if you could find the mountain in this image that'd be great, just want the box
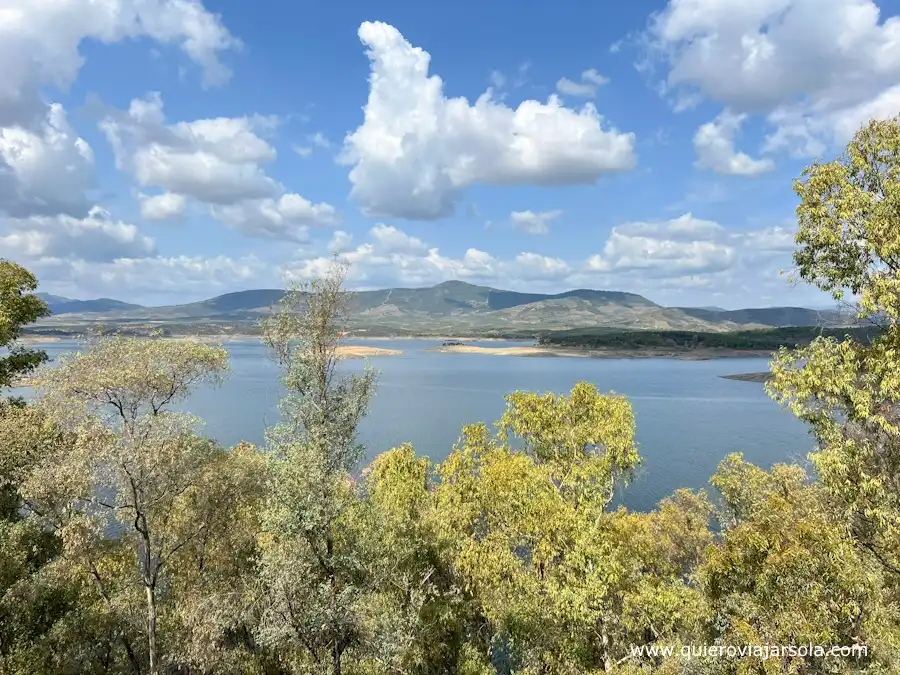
[36,293,145,316]
[32,281,854,335]
[673,306,852,328]
[40,281,661,322]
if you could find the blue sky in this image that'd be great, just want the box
[2,0,899,308]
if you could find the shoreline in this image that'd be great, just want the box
[17,335,779,360]
[428,344,775,360]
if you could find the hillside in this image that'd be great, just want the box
[30,281,852,336]
[673,305,850,327]
[36,293,145,315]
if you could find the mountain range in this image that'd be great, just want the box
[33,282,852,335]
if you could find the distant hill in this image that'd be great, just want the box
[36,293,145,316]
[33,281,854,335]
[673,306,852,328]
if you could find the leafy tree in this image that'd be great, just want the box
[768,116,900,589]
[0,259,50,394]
[433,385,710,674]
[699,454,893,674]
[256,259,376,674]
[19,334,232,673]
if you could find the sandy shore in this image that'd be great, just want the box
[335,345,402,359]
[429,344,775,360]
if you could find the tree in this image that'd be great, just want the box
[0,259,50,394]
[768,116,900,587]
[256,259,377,674]
[21,334,231,673]
[432,384,710,674]
[699,454,892,674]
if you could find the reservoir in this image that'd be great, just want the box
[19,338,814,512]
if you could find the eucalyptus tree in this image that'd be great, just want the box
[256,259,376,674]
[768,116,900,589]
[432,384,712,673]
[20,334,231,673]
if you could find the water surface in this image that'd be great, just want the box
[20,339,814,511]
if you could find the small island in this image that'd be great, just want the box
[336,345,402,359]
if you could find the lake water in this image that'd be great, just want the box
[17,339,815,512]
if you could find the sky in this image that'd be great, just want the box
[2,0,899,309]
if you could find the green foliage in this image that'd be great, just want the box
[0,259,50,393]
[702,454,893,673]
[769,117,900,596]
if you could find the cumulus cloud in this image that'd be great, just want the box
[0,0,239,221]
[327,230,354,253]
[0,104,95,219]
[510,210,562,235]
[210,194,338,242]
[100,93,338,239]
[693,110,775,175]
[139,192,188,220]
[1,206,155,263]
[556,69,610,97]
[588,214,736,277]
[341,21,636,220]
[282,224,572,289]
[292,132,331,158]
[645,0,900,155]
[30,254,266,304]
[581,213,803,304]
[280,216,794,302]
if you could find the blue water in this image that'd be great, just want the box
[16,339,815,512]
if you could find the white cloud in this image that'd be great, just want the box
[646,0,900,154]
[139,192,187,220]
[0,0,238,124]
[291,133,331,159]
[32,254,266,303]
[1,206,155,262]
[282,224,572,290]
[0,104,95,218]
[327,230,354,253]
[101,93,279,204]
[590,214,736,277]
[693,110,775,175]
[0,0,239,221]
[341,21,636,220]
[309,132,330,148]
[283,217,792,301]
[510,209,562,235]
[584,213,798,287]
[556,68,610,97]
[369,224,427,254]
[101,93,338,240]
[210,193,338,242]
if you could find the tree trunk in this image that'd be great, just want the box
[146,584,158,674]
[332,641,342,675]
[600,619,612,674]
